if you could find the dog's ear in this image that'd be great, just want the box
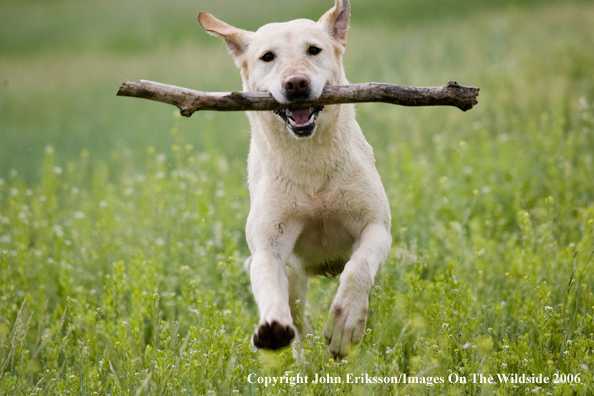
[318,0,350,47]
[198,13,253,57]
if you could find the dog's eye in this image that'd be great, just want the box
[308,46,321,55]
[260,52,275,62]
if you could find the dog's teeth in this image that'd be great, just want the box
[308,114,315,123]
[288,118,296,126]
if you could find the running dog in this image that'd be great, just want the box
[198,0,391,359]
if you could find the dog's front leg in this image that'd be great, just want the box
[248,220,303,350]
[323,223,391,359]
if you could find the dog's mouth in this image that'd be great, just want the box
[273,106,324,138]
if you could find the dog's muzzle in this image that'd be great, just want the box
[274,106,324,138]
[272,75,324,138]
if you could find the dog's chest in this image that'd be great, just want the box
[301,190,343,243]
[290,188,358,275]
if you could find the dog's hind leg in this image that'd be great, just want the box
[284,262,312,341]
[243,255,252,272]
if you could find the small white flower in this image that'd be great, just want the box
[53,225,64,238]
[53,166,63,175]
[154,237,165,246]
[219,158,229,172]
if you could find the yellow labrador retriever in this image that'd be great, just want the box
[198,0,391,359]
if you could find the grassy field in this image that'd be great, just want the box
[1,0,594,394]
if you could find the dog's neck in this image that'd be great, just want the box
[246,104,374,192]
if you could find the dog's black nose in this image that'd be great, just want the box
[283,75,310,99]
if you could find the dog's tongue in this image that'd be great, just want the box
[287,108,311,125]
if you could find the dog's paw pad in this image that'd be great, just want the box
[252,321,295,350]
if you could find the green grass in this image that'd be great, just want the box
[1,0,594,394]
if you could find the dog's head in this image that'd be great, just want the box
[198,0,350,139]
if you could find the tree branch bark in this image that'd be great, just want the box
[116,79,479,117]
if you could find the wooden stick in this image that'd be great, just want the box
[116,79,479,117]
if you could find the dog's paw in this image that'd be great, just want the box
[252,321,295,350]
[323,302,368,359]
